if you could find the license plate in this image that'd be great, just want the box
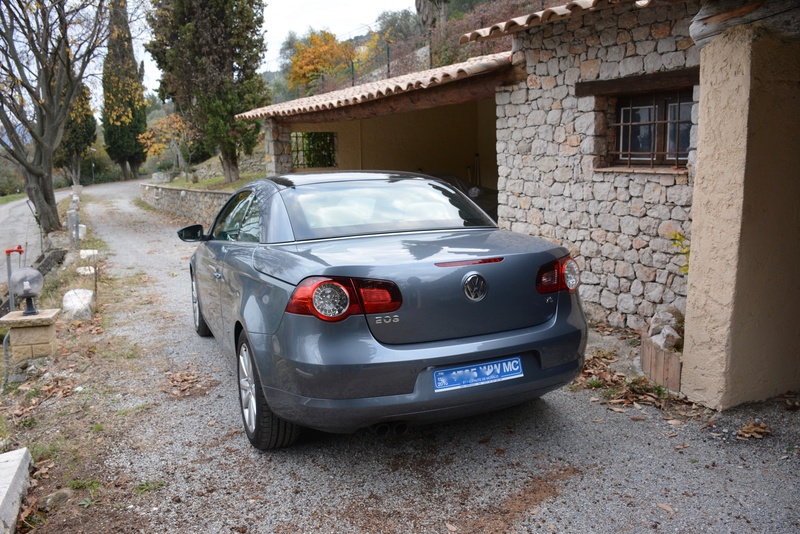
[434,356,523,392]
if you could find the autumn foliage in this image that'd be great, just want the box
[288,30,355,93]
[138,114,201,173]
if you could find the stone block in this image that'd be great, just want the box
[9,323,55,346]
[30,340,57,358]
[77,266,95,276]
[62,289,96,320]
[11,344,33,362]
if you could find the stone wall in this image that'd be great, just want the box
[265,119,293,176]
[497,0,699,330]
[140,184,231,229]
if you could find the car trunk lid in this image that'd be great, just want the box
[291,229,569,345]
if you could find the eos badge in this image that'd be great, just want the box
[375,315,400,324]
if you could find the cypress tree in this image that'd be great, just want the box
[102,0,147,180]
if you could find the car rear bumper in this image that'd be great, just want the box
[264,358,581,433]
[250,294,587,433]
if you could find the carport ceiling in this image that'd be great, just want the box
[237,52,524,124]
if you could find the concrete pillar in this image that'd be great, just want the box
[0,310,61,376]
[682,26,800,409]
[264,119,293,176]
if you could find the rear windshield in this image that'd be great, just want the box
[279,179,496,241]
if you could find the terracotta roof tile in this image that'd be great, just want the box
[459,0,654,44]
[237,52,512,120]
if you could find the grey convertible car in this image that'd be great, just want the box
[178,171,587,450]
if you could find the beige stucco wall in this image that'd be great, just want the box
[682,26,800,408]
[292,99,498,188]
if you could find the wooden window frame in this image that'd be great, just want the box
[575,67,699,169]
[611,89,693,167]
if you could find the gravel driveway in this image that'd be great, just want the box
[41,180,798,533]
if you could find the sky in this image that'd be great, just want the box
[139,0,418,92]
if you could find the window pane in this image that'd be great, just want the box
[291,132,337,168]
[620,105,655,159]
[667,102,692,160]
[211,192,251,241]
[238,202,262,243]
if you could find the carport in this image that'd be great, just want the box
[237,52,525,216]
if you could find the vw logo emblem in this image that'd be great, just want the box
[463,273,488,302]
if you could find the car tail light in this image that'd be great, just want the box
[536,255,580,294]
[355,279,403,314]
[286,277,402,321]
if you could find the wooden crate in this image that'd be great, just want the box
[640,334,682,392]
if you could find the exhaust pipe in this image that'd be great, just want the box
[392,422,408,436]
[373,423,390,437]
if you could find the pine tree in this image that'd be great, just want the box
[102,0,147,180]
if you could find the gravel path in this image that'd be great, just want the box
[51,180,799,533]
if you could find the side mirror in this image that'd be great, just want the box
[177,224,206,242]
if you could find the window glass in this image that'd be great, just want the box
[211,191,252,241]
[291,132,337,168]
[619,106,655,160]
[666,102,692,160]
[238,200,262,243]
[280,179,495,241]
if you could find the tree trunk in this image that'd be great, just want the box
[72,153,82,186]
[119,161,131,181]
[23,169,61,234]
[130,160,141,180]
[220,148,239,183]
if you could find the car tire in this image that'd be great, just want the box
[191,272,212,337]
[237,331,300,450]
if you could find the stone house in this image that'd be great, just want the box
[234,0,799,409]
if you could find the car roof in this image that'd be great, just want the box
[251,171,438,192]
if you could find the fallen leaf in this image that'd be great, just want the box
[446,523,457,532]
[207,420,216,426]
[531,508,540,515]
[609,407,627,413]
[495,448,505,455]
[478,438,491,444]
[592,419,605,423]
[666,419,682,426]
[736,421,771,439]
[674,443,689,450]
[633,402,643,410]
[630,416,646,421]
[657,502,674,513]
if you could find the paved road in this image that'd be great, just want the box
[40,179,800,533]
[0,186,100,268]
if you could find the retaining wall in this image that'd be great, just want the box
[139,184,232,229]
